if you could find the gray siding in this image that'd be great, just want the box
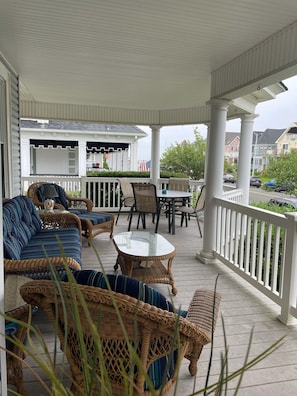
[10,73,21,196]
[0,54,20,197]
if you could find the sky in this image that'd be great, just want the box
[137,75,297,160]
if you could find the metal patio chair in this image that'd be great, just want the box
[115,177,135,225]
[175,185,206,237]
[128,183,161,233]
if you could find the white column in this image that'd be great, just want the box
[78,140,87,176]
[130,140,138,171]
[150,125,161,186]
[122,149,129,171]
[204,122,210,181]
[237,114,258,205]
[21,136,30,177]
[197,99,230,263]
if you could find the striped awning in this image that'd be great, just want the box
[30,139,78,149]
[86,142,129,153]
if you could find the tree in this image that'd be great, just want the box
[160,128,206,180]
[265,150,297,196]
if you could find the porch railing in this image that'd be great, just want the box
[21,176,297,324]
[21,176,203,211]
[214,196,297,325]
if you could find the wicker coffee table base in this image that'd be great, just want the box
[114,253,177,295]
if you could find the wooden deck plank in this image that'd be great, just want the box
[16,213,297,395]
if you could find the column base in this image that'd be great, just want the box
[196,249,218,264]
[277,314,297,327]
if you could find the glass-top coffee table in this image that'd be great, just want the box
[113,231,177,295]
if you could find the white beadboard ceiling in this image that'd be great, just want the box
[1,0,297,113]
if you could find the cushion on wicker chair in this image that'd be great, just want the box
[64,270,186,316]
[63,270,186,389]
[77,212,113,225]
[5,322,19,352]
[3,196,82,267]
[20,228,82,264]
[37,183,89,215]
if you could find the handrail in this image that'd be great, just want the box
[21,176,203,211]
[214,195,297,325]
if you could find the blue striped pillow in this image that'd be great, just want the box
[3,196,42,259]
[5,322,19,351]
[64,270,185,315]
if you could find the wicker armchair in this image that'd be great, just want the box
[27,182,115,244]
[5,304,30,394]
[20,276,221,396]
[27,181,93,212]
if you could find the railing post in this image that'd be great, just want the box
[279,212,297,326]
[81,176,87,198]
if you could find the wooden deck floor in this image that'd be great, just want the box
[19,212,297,395]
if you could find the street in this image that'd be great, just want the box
[249,186,290,203]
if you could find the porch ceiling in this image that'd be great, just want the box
[1,1,297,123]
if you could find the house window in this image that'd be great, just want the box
[68,150,77,174]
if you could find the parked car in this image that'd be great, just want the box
[269,197,297,209]
[223,174,236,183]
[264,179,287,192]
[250,176,262,188]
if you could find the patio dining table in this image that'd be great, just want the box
[157,189,191,235]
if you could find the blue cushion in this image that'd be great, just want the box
[77,213,113,225]
[5,322,19,351]
[21,228,82,265]
[62,270,186,390]
[68,208,88,215]
[65,270,184,314]
[37,184,90,215]
[3,196,42,259]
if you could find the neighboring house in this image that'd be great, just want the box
[224,132,240,164]
[253,128,285,172]
[276,122,297,156]
[224,129,287,173]
[20,120,147,176]
[138,159,151,172]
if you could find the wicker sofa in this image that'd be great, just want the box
[3,196,82,393]
[3,195,82,279]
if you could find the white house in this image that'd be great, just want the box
[20,119,147,176]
